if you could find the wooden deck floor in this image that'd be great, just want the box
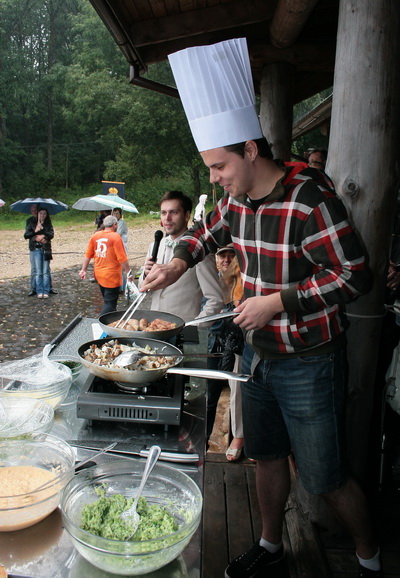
[202,453,400,578]
[202,453,330,578]
[203,386,400,577]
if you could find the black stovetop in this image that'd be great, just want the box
[76,370,185,426]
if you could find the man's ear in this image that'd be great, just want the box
[244,140,258,161]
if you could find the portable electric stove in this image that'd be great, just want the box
[76,371,185,426]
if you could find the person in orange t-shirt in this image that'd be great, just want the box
[79,215,133,315]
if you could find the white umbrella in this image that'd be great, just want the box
[72,194,139,213]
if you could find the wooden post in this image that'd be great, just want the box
[328,0,400,480]
[297,0,400,534]
[259,62,294,161]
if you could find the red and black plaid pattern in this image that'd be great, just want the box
[175,166,372,355]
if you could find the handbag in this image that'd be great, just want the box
[43,246,53,260]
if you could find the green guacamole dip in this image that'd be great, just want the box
[80,485,178,541]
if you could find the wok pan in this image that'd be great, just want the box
[98,309,237,341]
[78,337,252,385]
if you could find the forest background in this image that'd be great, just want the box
[0,0,330,227]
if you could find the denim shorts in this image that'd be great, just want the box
[241,344,348,494]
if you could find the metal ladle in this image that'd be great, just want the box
[121,445,161,537]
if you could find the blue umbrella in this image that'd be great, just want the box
[10,197,68,215]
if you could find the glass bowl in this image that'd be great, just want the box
[0,397,54,440]
[61,461,202,576]
[0,433,76,532]
[50,357,83,384]
[0,361,72,409]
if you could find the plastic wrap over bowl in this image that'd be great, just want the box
[0,397,54,440]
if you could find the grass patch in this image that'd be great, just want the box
[0,210,161,231]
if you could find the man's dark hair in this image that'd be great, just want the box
[160,190,193,214]
[224,138,273,160]
[309,148,328,161]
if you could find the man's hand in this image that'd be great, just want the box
[140,258,188,292]
[79,257,90,280]
[387,262,400,291]
[233,294,284,330]
[142,257,156,278]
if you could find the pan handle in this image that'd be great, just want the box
[185,311,239,327]
[166,367,252,382]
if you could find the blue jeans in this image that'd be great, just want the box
[29,250,37,291]
[241,344,348,494]
[99,285,120,316]
[31,249,50,296]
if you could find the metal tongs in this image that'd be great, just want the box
[115,291,148,329]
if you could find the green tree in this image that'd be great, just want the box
[292,89,332,159]
[103,62,208,206]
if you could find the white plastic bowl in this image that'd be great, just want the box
[61,461,202,576]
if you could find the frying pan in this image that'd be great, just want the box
[98,309,237,341]
[77,337,252,385]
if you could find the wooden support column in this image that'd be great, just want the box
[328,0,400,480]
[298,0,400,534]
[259,62,294,161]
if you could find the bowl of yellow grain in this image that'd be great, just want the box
[0,433,75,532]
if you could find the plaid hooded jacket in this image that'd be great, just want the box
[174,165,373,356]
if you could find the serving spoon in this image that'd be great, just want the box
[121,445,161,537]
[31,442,117,493]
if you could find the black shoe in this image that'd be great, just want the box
[225,542,284,578]
[28,290,36,296]
[49,288,58,294]
[359,562,384,577]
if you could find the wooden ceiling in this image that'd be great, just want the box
[88,0,339,105]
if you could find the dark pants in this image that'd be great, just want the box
[206,337,226,441]
[99,285,120,316]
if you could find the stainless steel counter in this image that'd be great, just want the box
[1,317,207,578]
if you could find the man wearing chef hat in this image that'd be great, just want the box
[141,39,381,578]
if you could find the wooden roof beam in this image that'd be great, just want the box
[129,0,277,47]
[270,0,320,48]
[292,94,332,139]
[89,0,145,70]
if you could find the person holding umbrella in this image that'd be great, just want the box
[24,204,58,296]
[11,197,66,296]
[24,207,54,299]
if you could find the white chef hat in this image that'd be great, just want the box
[168,38,263,152]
